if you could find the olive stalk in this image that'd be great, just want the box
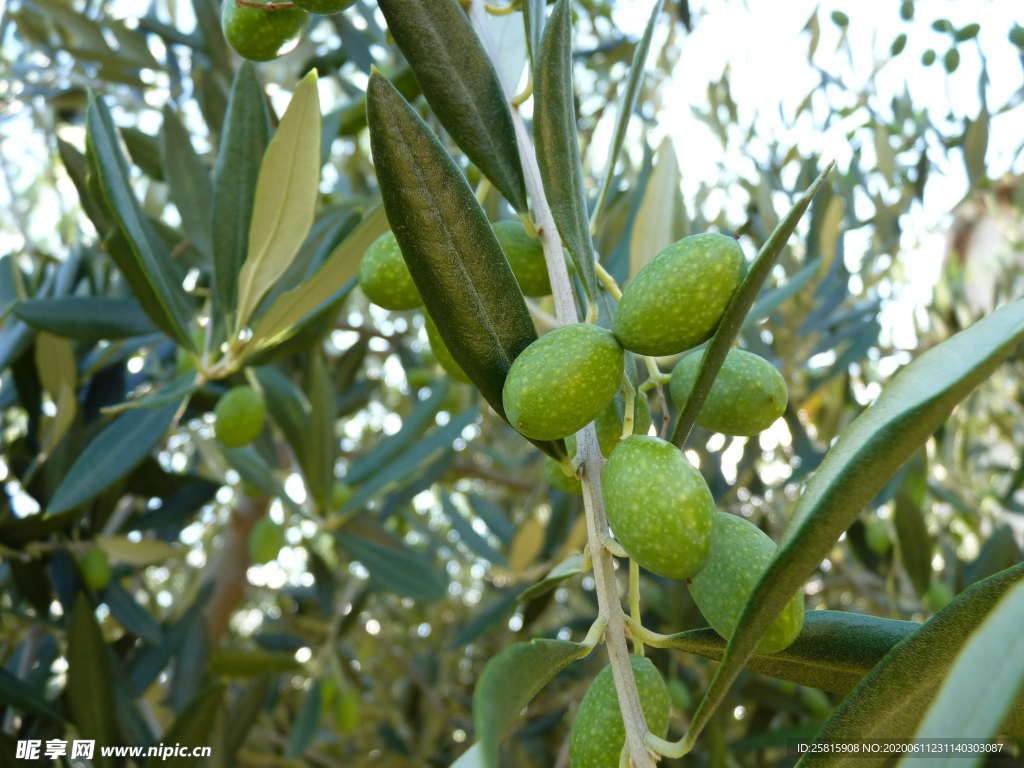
[469,5,657,766]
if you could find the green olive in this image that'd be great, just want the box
[220,0,307,62]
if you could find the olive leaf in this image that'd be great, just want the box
[234,71,321,330]
[797,565,1024,767]
[686,299,1024,750]
[474,638,589,768]
[366,73,563,460]
[534,0,599,298]
[377,0,527,212]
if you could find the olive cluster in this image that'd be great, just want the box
[220,0,358,62]
[362,228,804,674]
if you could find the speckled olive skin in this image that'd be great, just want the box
[594,393,652,457]
[359,232,422,310]
[424,314,470,383]
[502,323,624,441]
[569,657,670,768]
[603,435,715,579]
[221,0,307,62]
[613,233,745,356]
[688,512,804,654]
[214,385,266,448]
[493,220,551,297]
[294,0,356,13]
[669,348,788,436]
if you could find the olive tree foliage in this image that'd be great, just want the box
[0,0,1023,766]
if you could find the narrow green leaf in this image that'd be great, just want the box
[534,0,599,297]
[797,565,1024,767]
[377,0,527,211]
[161,684,225,768]
[441,493,507,565]
[367,74,562,458]
[901,580,1024,768]
[473,638,588,768]
[656,610,918,694]
[120,126,165,181]
[160,105,213,259]
[34,331,76,455]
[893,451,932,596]
[590,0,664,230]
[344,381,448,485]
[627,138,680,277]
[67,594,119,768]
[235,71,322,329]
[286,681,322,757]
[521,0,545,68]
[212,63,271,330]
[339,407,479,515]
[14,296,156,340]
[689,301,1024,751]
[254,365,311,469]
[672,163,833,446]
[251,206,387,351]
[305,352,336,510]
[0,668,65,723]
[102,581,163,645]
[86,97,194,349]
[518,552,585,602]
[47,400,181,517]
[223,677,272,760]
[336,533,448,601]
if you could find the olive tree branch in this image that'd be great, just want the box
[469,5,656,765]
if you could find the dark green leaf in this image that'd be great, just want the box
[67,594,119,768]
[962,525,1021,589]
[797,565,1024,767]
[161,684,224,767]
[224,677,272,760]
[468,493,516,546]
[305,352,336,510]
[655,610,918,694]
[86,98,195,349]
[0,667,65,723]
[473,638,587,768]
[212,63,271,332]
[286,680,322,757]
[894,451,932,597]
[102,580,163,645]
[367,74,561,458]
[534,0,599,297]
[377,0,527,211]
[254,365,311,469]
[518,552,585,603]
[47,400,181,517]
[672,163,833,445]
[336,533,448,601]
[14,296,156,341]
[441,493,507,565]
[120,126,164,181]
[160,106,213,260]
[689,299,1024,751]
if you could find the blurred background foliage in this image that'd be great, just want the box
[0,0,1023,766]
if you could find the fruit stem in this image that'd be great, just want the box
[629,558,644,656]
[471,6,656,766]
[620,374,636,439]
[595,262,623,301]
[484,1,519,15]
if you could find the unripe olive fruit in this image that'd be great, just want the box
[603,435,715,579]
[594,393,652,457]
[424,314,470,383]
[925,581,954,612]
[613,233,745,356]
[293,0,356,13]
[249,517,286,564]
[80,547,111,591]
[865,519,892,556]
[333,482,354,509]
[492,220,550,298]
[502,323,624,441]
[406,366,434,389]
[545,456,581,495]
[358,232,422,311]
[214,385,266,448]
[688,512,804,654]
[669,348,788,436]
[220,0,307,62]
[569,656,670,768]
